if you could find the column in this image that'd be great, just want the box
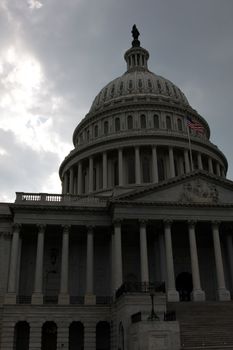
[5,224,21,304]
[159,232,167,285]
[226,233,233,292]
[69,167,74,194]
[197,153,203,170]
[89,156,93,193]
[184,149,190,173]
[216,163,221,176]
[103,152,107,189]
[164,220,179,301]
[152,146,158,183]
[77,161,82,195]
[114,221,123,290]
[32,224,45,304]
[188,221,205,301]
[212,222,230,300]
[208,157,213,173]
[85,226,95,304]
[169,147,175,178]
[135,146,141,184]
[139,221,149,283]
[59,225,70,304]
[118,148,123,186]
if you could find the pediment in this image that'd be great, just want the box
[114,172,233,205]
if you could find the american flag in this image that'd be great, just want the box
[186,117,204,133]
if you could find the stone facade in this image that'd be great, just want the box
[0,30,233,349]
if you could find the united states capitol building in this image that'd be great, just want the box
[0,27,233,350]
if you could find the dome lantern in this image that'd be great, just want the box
[124,25,149,71]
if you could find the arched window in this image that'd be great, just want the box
[115,117,120,132]
[86,129,90,141]
[140,114,146,129]
[177,118,182,131]
[104,121,108,135]
[166,115,172,130]
[94,125,98,138]
[127,115,133,130]
[96,321,111,350]
[69,322,84,350]
[42,322,57,350]
[14,321,30,350]
[154,114,159,129]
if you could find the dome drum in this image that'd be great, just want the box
[60,138,227,196]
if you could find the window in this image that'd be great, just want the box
[104,121,108,135]
[154,114,159,129]
[115,117,120,132]
[94,125,98,138]
[86,129,90,141]
[166,115,172,130]
[158,158,165,181]
[142,155,151,183]
[140,114,146,129]
[177,118,182,131]
[127,115,133,129]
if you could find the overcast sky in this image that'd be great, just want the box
[0,0,233,202]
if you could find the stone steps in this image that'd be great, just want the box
[168,302,233,349]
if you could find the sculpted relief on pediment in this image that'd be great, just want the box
[179,179,219,204]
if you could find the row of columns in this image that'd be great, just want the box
[5,220,232,304]
[113,220,232,302]
[63,146,225,194]
[5,224,97,305]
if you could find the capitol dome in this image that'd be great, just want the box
[89,64,189,114]
[59,29,227,196]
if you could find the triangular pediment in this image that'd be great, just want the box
[113,171,233,205]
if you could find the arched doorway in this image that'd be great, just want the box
[176,272,193,301]
[42,321,57,350]
[96,321,110,350]
[69,321,84,350]
[13,321,30,350]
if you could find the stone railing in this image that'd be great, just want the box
[15,192,107,206]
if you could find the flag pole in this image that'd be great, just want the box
[186,112,194,171]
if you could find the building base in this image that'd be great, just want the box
[167,290,179,302]
[191,289,205,302]
[84,294,96,305]
[129,320,180,350]
[31,292,43,305]
[58,293,70,305]
[4,293,16,304]
[217,288,231,301]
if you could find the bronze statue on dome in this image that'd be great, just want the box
[131,24,140,47]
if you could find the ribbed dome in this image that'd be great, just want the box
[89,69,189,113]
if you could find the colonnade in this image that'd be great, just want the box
[62,145,225,195]
[5,220,233,304]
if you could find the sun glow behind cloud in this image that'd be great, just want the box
[0,45,70,157]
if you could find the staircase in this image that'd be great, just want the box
[168,302,233,350]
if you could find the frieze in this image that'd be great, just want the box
[179,180,219,204]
